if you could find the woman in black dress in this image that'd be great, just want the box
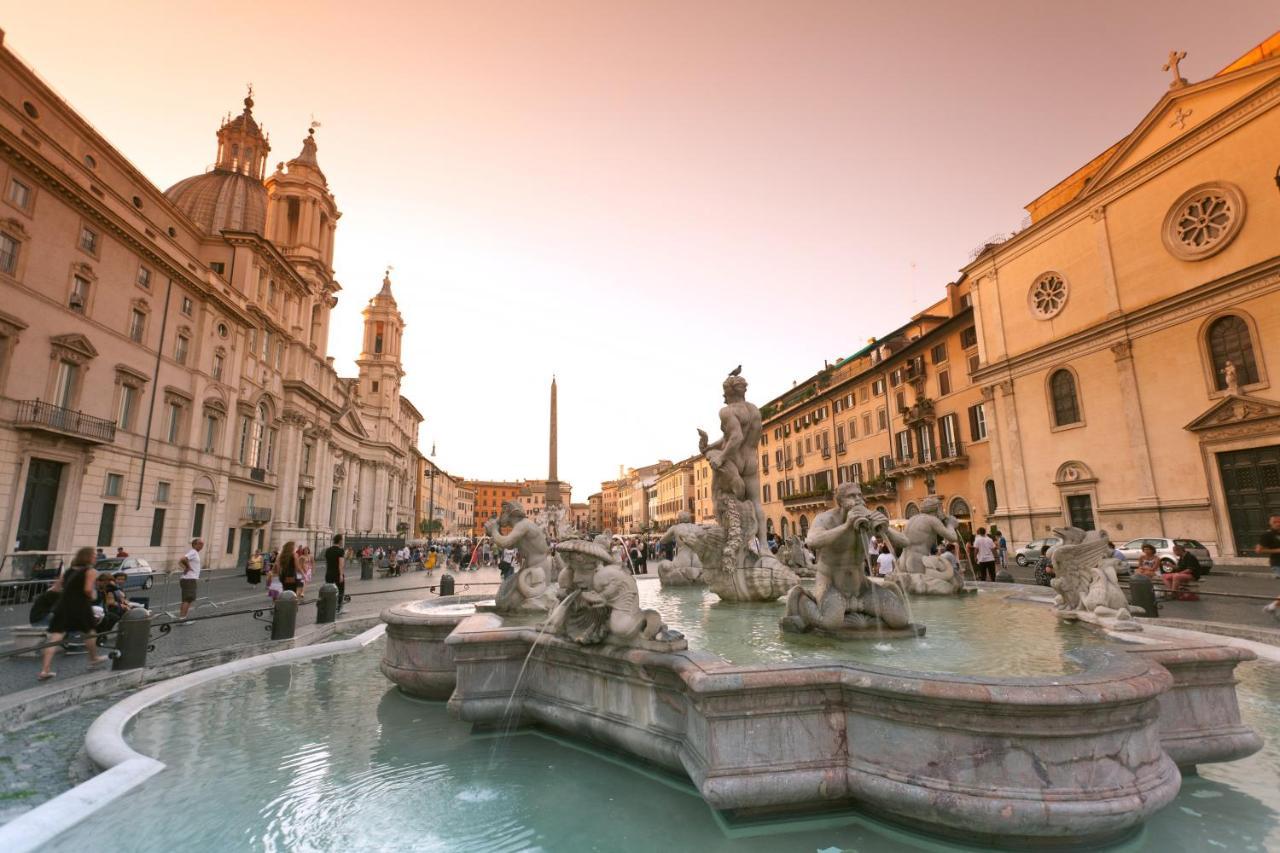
[38,547,107,680]
[277,541,302,600]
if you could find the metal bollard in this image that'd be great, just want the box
[1128,573,1159,618]
[113,607,152,671]
[317,583,338,624]
[361,558,373,581]
[272,590,298,640]
[438,573,455,597]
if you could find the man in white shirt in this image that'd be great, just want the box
[177,538,204,622]
[972,528,997,582]
[876,547,896,577]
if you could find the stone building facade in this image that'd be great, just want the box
[967,33,1280,558]
[758,282,991,542]
[653,457,696,531]
[0,37,421,574]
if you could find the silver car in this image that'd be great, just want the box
[95,556,156,589]
[1117,538,1214,574]
[1014,537,1062,567]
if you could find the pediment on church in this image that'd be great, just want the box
[333,406,370,439]
[1184,393,1280,432]
[49,333,99,362]
[1081,56,1280,198]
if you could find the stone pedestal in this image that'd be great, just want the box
[380,594,493,699]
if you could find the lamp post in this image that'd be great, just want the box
[426,443,437,551]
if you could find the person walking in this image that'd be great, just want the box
[1033,544,1055,586]
[177,538,205,622]
[1256,515,1280,579]
[278,541,303,599]
[38,547,107,680]
[972,528,997,582]
[324,534,346,615]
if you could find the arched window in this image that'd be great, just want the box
[904,502,919,518]
[1049,369,1081,426]
[779,517,790,539]
[766,518,775,536]
[1207,315,1259,390]
[984,480,998,514]
[799,515,809,537]
[950,497,971,519]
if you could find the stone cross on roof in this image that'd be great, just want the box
[1163,49,1188,88]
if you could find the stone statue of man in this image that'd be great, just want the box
[656,510,705,586]
[697,369,766,561]
[488,501,558,612]
[900,497,960,575]
[782,481,910,632]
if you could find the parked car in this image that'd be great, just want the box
[1116,538,1214,574]
[1014,537,1062,567]
[93,556,155,590]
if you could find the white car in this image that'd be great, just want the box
[1116,538,1214,574]
[95,556,156,590]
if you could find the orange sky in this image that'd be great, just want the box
[3,2,1276,495]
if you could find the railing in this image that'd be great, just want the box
[939,439,965,459]
[782,488,832,506]
[242,506,273,523]
[15,399,116,442]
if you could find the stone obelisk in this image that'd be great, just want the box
[545,376,564,508]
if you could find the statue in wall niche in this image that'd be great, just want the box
[781,482,912,635]
[488,501,560,613]
[549,538,683,645]
[655,511,705,586]
[1049,526,1140,631]
[695,367,798,601]
[890,496,965,596]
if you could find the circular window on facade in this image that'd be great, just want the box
[1161,182,1245,261]
[216,322,228,338]
[1027,272,1068,320]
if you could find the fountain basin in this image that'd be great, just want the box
[445,613,1181,846]
[380,594,497,699]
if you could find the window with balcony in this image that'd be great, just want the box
[895,429,913,462]
[53,359,78,409]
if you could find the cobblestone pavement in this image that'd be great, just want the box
[0,562,503,696]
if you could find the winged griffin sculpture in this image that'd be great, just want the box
[1049,526,1140,631]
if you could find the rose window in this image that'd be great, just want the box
[1162,183,1246,261]
[1028,273,1067,319]
[1174,193,1233,249]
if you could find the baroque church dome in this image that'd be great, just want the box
[164,91,271,236]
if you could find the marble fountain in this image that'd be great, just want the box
[381,369,1263,848]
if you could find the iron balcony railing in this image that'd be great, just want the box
[241,506,273,523]
[15,399,116,442]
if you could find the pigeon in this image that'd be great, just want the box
[728,364,742,377]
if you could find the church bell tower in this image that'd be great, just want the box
[356,270,405,415]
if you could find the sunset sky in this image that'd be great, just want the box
[3,2,1276,498]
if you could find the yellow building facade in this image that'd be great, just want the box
[966,34,1280,558]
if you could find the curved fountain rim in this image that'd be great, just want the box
[0,624,386,853]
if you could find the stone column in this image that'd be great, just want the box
[1091,207,1124,318]
[992,380,1032,518]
